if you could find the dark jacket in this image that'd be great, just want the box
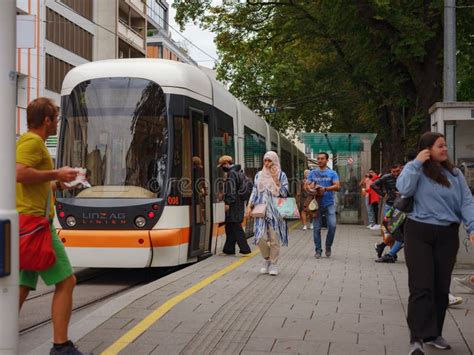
[224,164,245,223]
[371,173,398,206]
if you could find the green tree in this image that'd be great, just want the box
[173,0,473,169]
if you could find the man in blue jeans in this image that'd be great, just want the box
[306,152,340,258]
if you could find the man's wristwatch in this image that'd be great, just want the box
[55,181,62,190]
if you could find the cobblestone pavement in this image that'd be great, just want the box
[71,224,474,355]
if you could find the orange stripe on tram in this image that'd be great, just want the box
[58,228,190,248]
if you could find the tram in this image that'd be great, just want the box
[54,59,306,268]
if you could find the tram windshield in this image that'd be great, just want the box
[59,78,168,198]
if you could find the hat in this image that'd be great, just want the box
[217,155,233,167]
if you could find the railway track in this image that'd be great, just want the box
[20,266,184,334]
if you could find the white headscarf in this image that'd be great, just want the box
[258,151,281,196]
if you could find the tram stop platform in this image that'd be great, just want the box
[30,224,474,355]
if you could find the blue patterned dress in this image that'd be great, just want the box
[249,172,289,246]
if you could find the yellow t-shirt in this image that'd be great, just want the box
[16,132,55,218]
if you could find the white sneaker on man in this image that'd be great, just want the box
[268,264,278,276]
[260,260,270,274]
[370,224,381,230]
[302,225,307,231]
[367,224,374,229]
[310,224,314,230]
[453,276,474,292]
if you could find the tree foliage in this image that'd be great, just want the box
[173,0,474,168]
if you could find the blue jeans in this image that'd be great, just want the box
[313,204,337,252]
[365,196,375,225]
[388,240,403,256]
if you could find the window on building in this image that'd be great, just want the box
[46,7,93,60]
[146,0,167,30]
[60,0,93,20]
[45,54,74,93]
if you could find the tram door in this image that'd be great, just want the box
[188,109,212,257]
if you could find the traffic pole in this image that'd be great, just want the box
[0,1,19,354]
[444,0,456,102]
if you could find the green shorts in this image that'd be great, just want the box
[20,223,74,290]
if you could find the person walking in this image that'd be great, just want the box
[17,97,83,355]
[218,155,251,256]
[306,152,340,258]
[299,169,314,230]
[397,132,474,355]
[246,151,289,276]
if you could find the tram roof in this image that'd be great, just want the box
[61,59,213,101]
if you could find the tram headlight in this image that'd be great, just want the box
[134,216,146,228]
[66,216,77,227]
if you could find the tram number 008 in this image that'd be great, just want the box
[167,196,180,205]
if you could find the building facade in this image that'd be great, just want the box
[15,0,195,146]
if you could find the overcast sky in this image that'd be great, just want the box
[167,4,218,68]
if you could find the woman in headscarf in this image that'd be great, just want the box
[246,151,289,276]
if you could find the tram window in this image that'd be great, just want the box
[271,141,278,152]
[59,78,168,198]
[244,126,266,180]
[214,128,234,202]
[281,148,292,180]
[171,116,192,199]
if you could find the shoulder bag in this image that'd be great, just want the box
[19,189,57,271]
[393,195,414,213]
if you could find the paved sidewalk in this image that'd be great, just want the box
[68,225,474,355]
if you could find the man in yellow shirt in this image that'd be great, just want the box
[16,97,81,355]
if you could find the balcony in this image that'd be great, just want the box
[129,0,145,13]
[118,20,145,52]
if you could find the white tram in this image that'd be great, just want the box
[54,59,306,268]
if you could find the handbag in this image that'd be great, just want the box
[393,195,414,213]
[19,189,56,271]
[251,203,267,218]
[383,206,406,235]
[308,198,319,212]
[273,197,301,219]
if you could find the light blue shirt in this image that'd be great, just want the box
[396,160,474,234]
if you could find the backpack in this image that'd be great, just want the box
[238,171,253,202]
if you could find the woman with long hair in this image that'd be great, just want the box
[397,132,474,355]
[246,151,289,276]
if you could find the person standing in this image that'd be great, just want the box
[306,152,340,258]
[397,132,474,355]
[372,164,402,256]
[218,155,251,256]
[246,151,289,276]
[17,98,83,355]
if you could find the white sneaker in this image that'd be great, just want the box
[448,293,463,306]
[310,224,314,230]
[302,225,307,231]
[370,224,381,230]
[260,260,270,274]
[268,264,278,276]
[453,276,474,292]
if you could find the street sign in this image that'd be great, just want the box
[264,107,277,114]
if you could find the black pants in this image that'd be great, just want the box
[372,202,379,224]
[404,219,459,342]
[223,222,251,255]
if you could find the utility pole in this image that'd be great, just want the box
[444,0,456,102]
[0,1,19,354]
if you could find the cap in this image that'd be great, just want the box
[217,155,233,167]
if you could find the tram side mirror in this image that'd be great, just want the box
[0,219,11,278]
